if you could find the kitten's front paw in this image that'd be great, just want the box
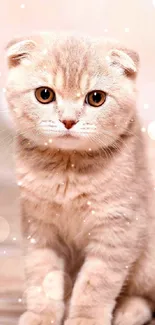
[65,319,95,325]
[65,318,109,325]
[113,296,152,325]
[19,311,56,325]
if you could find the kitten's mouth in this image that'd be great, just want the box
[57,132,79,139]
[39,124,80,139]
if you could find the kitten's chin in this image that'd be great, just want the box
[36,129,97,151]
[52,136,92,151]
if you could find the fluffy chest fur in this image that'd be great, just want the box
[16,130,148,258]
[17,144,97,248]
[17,148,98,243]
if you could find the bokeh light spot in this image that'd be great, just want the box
[148,121,155,140]
[0,217,10,243]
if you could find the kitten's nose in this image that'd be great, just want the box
[61,120,77,130]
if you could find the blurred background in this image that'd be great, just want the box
[0,0,155,324]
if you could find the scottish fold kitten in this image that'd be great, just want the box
[5,32,155,325]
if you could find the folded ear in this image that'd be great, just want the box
[6,37,37,68]
[106,47,139,77]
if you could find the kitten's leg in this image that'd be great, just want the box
[19,248,65,325]
[64,217,141,325]
[113,296,153,325]
[113,232,155,325]
[64,256,123,325]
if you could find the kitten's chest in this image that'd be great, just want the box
[19,165,95,241]
[20,166,91,205]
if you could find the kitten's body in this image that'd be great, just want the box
[6,32,155,325]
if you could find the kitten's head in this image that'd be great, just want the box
[6,32,139,152]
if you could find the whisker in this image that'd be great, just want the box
[123,127,145,145]
[0,128,13,134]
[0,133,14,146]
[89,131,131,161]
[97,128,133,156]
[90,134,115,161]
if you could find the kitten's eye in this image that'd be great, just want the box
[35,87,56,104]
[85,90,106,107]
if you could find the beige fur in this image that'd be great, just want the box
[5,31,155,325]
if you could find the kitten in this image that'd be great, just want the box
[5,32,155,325]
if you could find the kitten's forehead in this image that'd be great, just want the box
[39,36,108,97]
[7,32,138,97]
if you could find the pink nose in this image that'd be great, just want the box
[61,120,76,130]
